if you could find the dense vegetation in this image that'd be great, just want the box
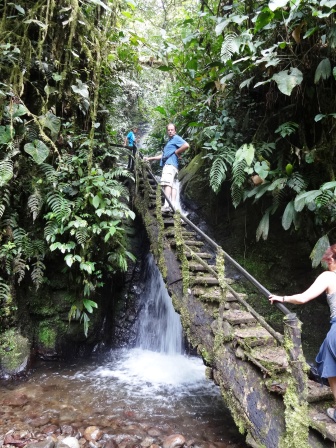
[1,0,336,344]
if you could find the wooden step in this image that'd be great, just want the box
[249,346,288,372]
[222,309,257,325]
[163,219,187,226]
[171,240,204,248]
[185,252,213,259]
[192,286,224,302]
[165,230,196,238]
[309,402,336,442]
[226,291,247,301]
[189,262,214,272]
[233,326,276,348]
[190,276,220,286]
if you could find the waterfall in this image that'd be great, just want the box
[136,254,184,355]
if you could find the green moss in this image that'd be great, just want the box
[38,323,57,349]
[0,329,30,374]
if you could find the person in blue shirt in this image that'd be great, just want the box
[144,123,189,211]
[124,127,137,170]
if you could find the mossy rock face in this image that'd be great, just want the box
[0,329,31,377]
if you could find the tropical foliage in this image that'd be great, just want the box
[129,0,336,265]
[0,0,141,335]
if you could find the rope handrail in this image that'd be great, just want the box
[139,156,291,317]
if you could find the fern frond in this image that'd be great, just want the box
[316,190,333,207]
[46,191,72,224]
[107,167,133,179]
[221,33,238,62]
[26,124,40,142]
[39,163,59,183]
[232,159,247,188]
[44,220,60,243]
[31,257,46,289]
[231,183,244,208]
[75,227,89,245]
[210,157,228,193]
[0,159,13,187]
[13,256,26,283]
[0,279,11,304]
[28,189,43,222]
[287,173,307,193]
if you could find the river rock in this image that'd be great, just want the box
[84,426,102,442]
[140,437,155,447]
[162,434,186,448]
[147,428,162,437]
[59,436,80,448]
[25,436,55,448]
[102,440,118,448]
[2,392,29,407]
[29,415,50,427]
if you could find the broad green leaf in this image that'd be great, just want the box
[153,106,167,116]
[294,190,320,211]
[255,8,274,32]
[314,114,326,122]
[24,139,50,164]
[71,80,89,99]
[268,0,288,11]
[87,0,111,11]
[282,201,295,230]
[256,209,270,241]
[254,161,269,179]
[92,195,100,209]
[14,4,25,14]
[6,103,28,118]
[272,68,303,96]
[0,125,13,144]
[236,143,255,165]
[24,19,47,29]
[321,181,336,191]
[157,65,173,72]
[314,58,331,84]
[83,299,98,313]
[38,112,61,140]
[310,235,330,268]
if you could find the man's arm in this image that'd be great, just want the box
[143,154,162,162]
[175,142,189,156]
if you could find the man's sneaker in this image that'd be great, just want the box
[161,205,171,213]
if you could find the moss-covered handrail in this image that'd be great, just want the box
[139,158,291,317]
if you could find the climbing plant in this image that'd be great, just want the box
[0,0,140,335]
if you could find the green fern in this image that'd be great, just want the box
[31,257,46,289]
[210,157,227,193]
[28,189,43,222]
[256,208,271,241]
[46,191,72,224]
[0,279,11,304]
[0,159,13,187]
[39,163,59,183]
[287,173,307,193]
[221,33,238,62]
[44,220,61,243]
[75,228,89,245]
[13,256,26,284]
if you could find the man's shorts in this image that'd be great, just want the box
[161,164,178,189]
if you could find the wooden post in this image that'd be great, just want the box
[282,313,309,447]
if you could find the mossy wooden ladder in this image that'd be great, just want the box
[134,159,336,448]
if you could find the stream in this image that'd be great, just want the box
[0,252,247,448]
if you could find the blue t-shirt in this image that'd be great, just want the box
[160,135,186,169]
[127,131,136,146]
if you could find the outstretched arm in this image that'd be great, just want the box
[143,154,162,162]
[269,271,333,305]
